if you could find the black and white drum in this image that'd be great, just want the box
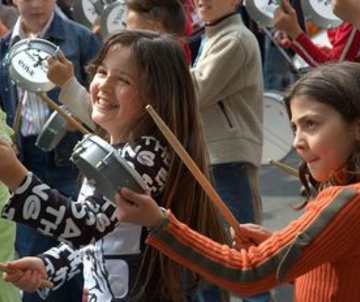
[262,91,293,165]
[73,0,103,28]
[71,134,148,202]
[244,0,279,27]
[100,0,127,38]
[302,0,343,29]
[36,111,67,152]
[8,38,58,92]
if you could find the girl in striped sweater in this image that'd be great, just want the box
[115,61,360,302]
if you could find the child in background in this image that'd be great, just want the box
[0,30,227,301]
[113,61,360,301]
[273,0,360,66]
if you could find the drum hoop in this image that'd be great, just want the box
[100,1,126,38]
[244,0,275,27]
[8,38,57,92]
[76,134,148,192]
[301,0,343,29]
[73,0,100,29]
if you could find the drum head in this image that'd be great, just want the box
[245,0,279,27]
[8,38,58,92]
[100,0,127,38]
[71,135,147,202]
[36,111,67,152]
[302,0,343,29]
[262,92,293,165]
[73,0,102,28]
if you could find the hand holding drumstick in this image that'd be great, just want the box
[0,258,54,291]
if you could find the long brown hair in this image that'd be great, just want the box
[283,62,360,208]
[87,30,228,301]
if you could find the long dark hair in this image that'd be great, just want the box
[87,30,228,301]
[283,62,360,207]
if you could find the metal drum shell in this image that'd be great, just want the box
[36,111,67,152]
[301,0,343,29]
[244,0,278,27]
[73,0,102,29]
[8,38,57,92]
[71,134,147,202]
[262,91,294,165]
[100,0,126,38]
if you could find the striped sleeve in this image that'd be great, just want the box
[147,186,360,296]
[290,23,360,67]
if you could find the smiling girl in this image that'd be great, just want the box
[114,61,360,301]
[0,30,227,301]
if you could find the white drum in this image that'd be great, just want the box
[8,38,58,92]
[36,111,67,152]
[100,0,127,38]
[71,134,148,202]
[73,0,103,28]
[244,0,279,27]
[262,91,293,165]
[302,0,343,29]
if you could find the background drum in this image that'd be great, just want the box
[8,38,58,92]
[262,91,293,165]
[244,0,279,27]
[36,111,67,152]
[72,0,103,29]
[71,134,148,202]
[302,0,343,29]
[100,0,127,38]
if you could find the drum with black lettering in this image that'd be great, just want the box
[100,0,127,38]
[244,0,279,27]
[262,91,294,165]
[7,38,58,92]
[71,134,148,201]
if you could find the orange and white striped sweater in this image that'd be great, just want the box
[147,184,360,301]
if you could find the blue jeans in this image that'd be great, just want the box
[16,136,83,302]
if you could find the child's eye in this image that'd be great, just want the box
[118,76,131,86]
[96,67,107,76]
[306,120,317,130]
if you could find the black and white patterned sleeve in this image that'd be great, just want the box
[1,172,118,248]
[37,243,83,298]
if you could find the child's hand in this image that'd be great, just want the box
[272,0,302,40]
[115,188,165,228]
[3,257,48,292]
[231,223,272,251]
[47,50,74,88]
[0,137,28,191]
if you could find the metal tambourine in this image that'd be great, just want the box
[100,0,127,38]
[262,91,293,165]
[73,0,103,29]
[244,0,279,27]
[36,111,67,152]
[71,134,148,202]
[8,38,58,92]
[302,0,343,29]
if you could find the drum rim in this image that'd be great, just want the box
[301,0,343,29]
[244,0,275,27]
[8,38,57,92]
[73,0,100,29]
[72,134,148,192]
[100,0,126,38]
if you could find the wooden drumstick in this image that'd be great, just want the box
[12,98,24,139]
[37,92,90,135]
[269,159,299,177]
[0,262,54,289]
[146,105,244,238]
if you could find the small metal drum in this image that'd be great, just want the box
[262,91,294,165]
[71,134,148,201]
[36,111,67,152]
[302,0,343,29]
[73,0,103,29]
[244,0,279,27]
[8,38,58,92]
[100,0,127,38]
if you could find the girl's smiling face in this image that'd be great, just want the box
[90,46,143,144]
[290,96,360,182]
